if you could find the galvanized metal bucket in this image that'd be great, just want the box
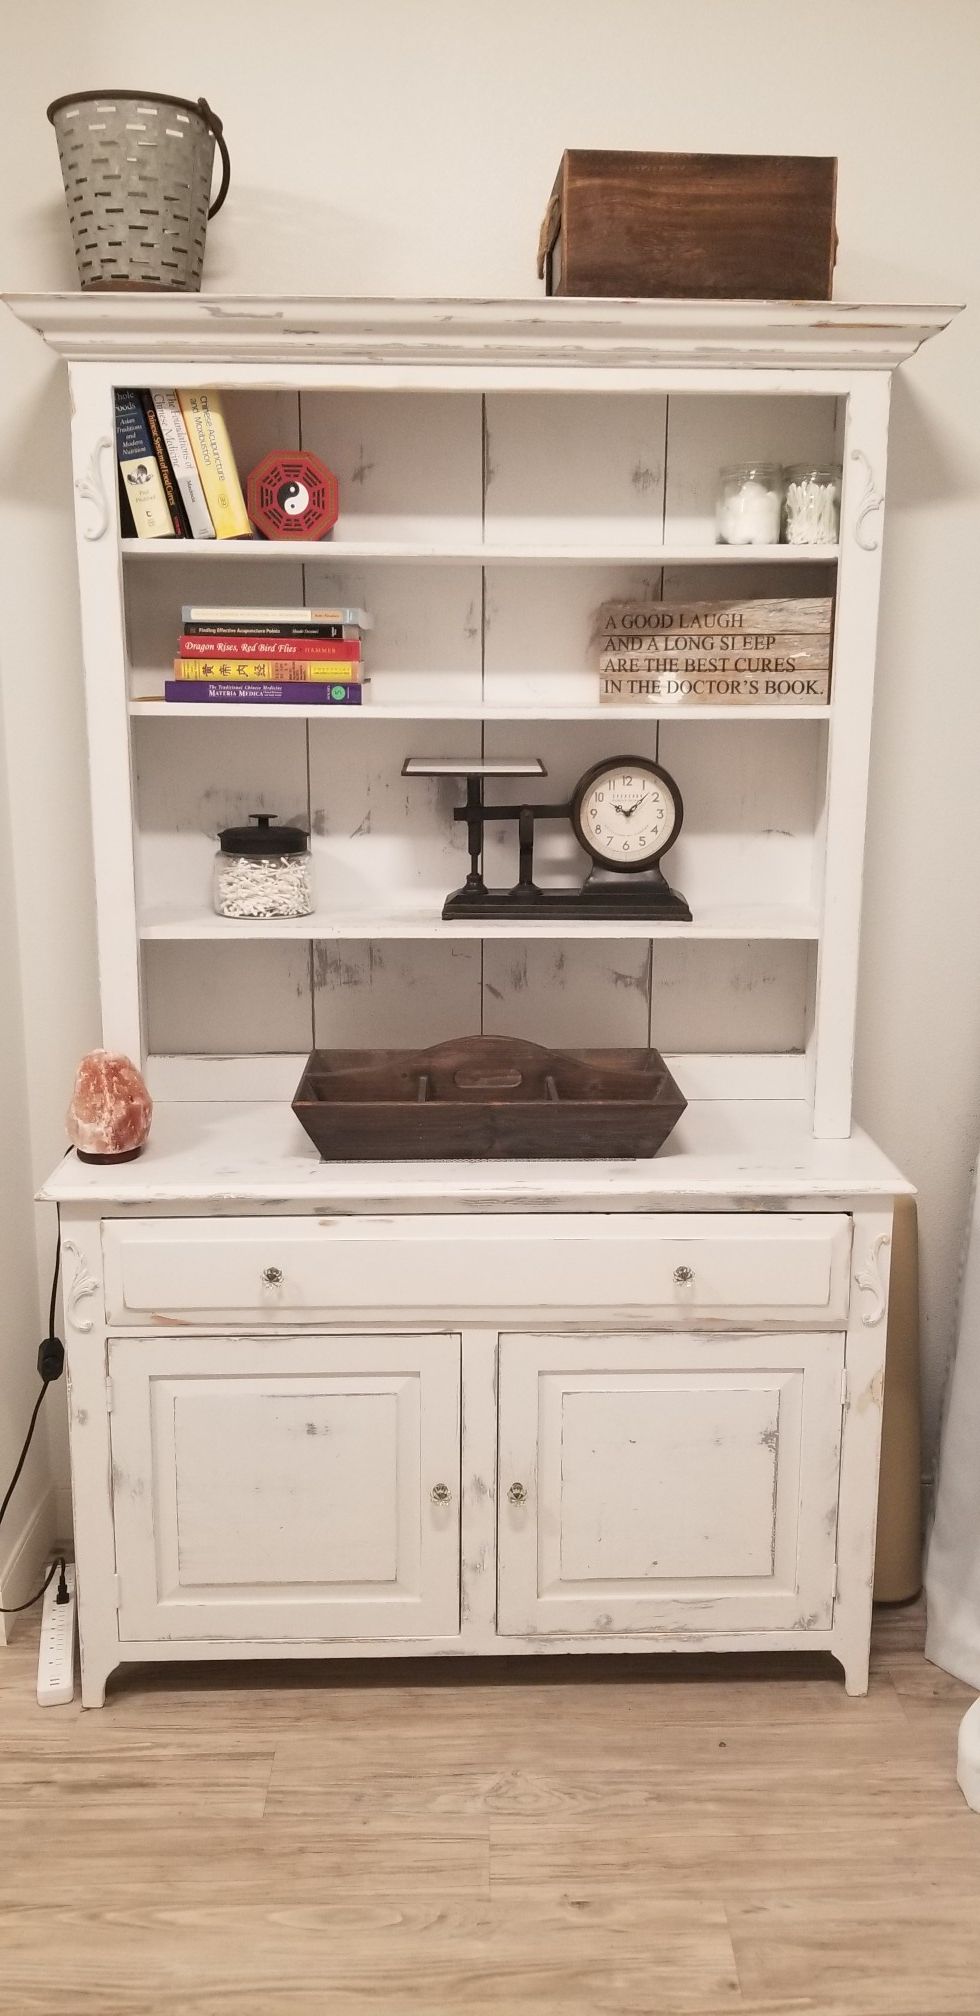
[47,90,230,291]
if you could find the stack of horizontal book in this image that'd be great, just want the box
[166,606,371,706]
[115,388,250,540]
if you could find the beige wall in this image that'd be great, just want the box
[0,0,978,1529]
[0,699,51,1629]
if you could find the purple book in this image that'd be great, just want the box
[164,680,363,706]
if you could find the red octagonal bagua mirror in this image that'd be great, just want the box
[246,450,340,540]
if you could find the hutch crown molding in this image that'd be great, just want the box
[5,292,957,1706]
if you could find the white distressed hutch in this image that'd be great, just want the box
[5,295,955,1704]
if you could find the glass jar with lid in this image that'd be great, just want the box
[783,463,842,545]
[716,463,783,546]
[213,813,315,920]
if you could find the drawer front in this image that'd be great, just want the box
[103,1213,852,1327]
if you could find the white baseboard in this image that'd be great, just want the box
[0,1484,58,1647]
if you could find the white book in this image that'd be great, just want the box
[149,388,216,540]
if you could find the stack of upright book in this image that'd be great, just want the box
[165,606,370,706]
[114,388,250,540]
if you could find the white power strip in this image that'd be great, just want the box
[36,1561,76,1707]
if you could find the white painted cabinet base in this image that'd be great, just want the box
[56,1196,895,1708]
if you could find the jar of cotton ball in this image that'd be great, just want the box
[783,464,841,546]
[716,463,783,546]
[214,813,315,920]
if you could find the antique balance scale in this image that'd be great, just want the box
[403,753,692,922]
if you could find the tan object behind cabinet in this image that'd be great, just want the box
[874,1195,922,1602]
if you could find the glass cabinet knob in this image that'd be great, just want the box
[673,1265,695,1286]
[262,1265,284,1288]
[507,1481,528,1506]
[430,1482,452,1506]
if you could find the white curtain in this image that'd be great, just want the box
[926,1154,980,1685]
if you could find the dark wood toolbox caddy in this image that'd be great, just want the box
[538,149,837,299]
[293,1036,687,1161]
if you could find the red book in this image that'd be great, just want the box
[177,633,361,662]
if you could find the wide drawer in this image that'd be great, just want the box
[102,1214,852,1327]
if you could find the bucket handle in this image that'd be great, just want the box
[197,99,230,219]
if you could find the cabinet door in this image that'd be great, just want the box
[109,1334,460,1642]
[497,1332,843,1637]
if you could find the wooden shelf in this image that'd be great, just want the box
[130,698,832,724]
[139,901,821,944]
[120,538,839,566]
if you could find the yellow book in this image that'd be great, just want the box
[173,658,361,682]
[177,390,251,539]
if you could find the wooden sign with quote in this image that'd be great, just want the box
[597,597,832,707]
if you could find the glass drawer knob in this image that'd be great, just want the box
[430,1482,452,1506]
[508,1481,528,1506]
[673,1265,695,1286]
[262,1265,284,1288]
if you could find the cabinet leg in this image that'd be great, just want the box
[838,1642,871,1697]
[80,1653,116,1708]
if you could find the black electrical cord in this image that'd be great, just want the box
[0,1235,69,1613]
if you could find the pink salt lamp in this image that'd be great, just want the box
[67,1050,153,1164]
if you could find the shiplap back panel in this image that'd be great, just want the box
[313,942,480,1048]
[484,563,666,708]
[663,396,839,542]
[483,941,652,1048]
[303,560,482,705]
[299,392,483,542]
[134,717,309,914]
[222,391,303,482]
[126,552,305,696]
[484,393,667,545]
[650,942,810,1055]
[658,720,823,913]
[144,941,313,1056]
[307,719,479,917]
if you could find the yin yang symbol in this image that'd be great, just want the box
[277,479,310,517]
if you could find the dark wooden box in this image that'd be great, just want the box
[538,149,837,300]
[292,1035,687,1161]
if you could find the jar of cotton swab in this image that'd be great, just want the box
[783,464,841,546]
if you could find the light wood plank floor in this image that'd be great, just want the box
[0,1603,977,2015]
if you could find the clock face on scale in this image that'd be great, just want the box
[571,757,683,873]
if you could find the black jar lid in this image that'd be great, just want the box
[218,813,310,855]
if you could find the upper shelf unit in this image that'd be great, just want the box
[3,291,959,1134]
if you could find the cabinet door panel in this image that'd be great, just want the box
[498,1331,842,1636]
[110,1333,460,1641]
